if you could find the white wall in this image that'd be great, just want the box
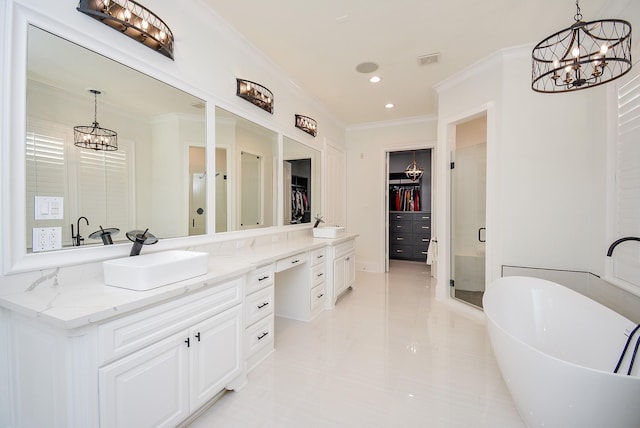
[346,118,437,272]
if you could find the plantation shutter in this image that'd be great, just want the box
[613,70,640,287]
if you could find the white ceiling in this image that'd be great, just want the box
[201,0,616,125]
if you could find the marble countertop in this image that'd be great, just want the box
[0,234,357,330]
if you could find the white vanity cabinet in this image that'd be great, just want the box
[98,278,244,428]
[244,263,275,372]
[2,276,245,428]
[310,247,327,316]
[329,239,356,306]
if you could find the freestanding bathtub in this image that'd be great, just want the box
[483,276,640,428]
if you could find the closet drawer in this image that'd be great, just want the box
[390,244,412,259]
[245,286,274,327]
[390,212,411,221]
[390,220,411,232]
[391,232,411,244]
[413,247,429,260]
[413,221,430,234]
[413,234,430,247]
[414,213,431,222]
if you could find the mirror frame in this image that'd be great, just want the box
[2,6,215,274]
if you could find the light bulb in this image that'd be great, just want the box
[123,9,131,21]
[600,45,609,55]
[369,76,381,83]
[572,47,580,58]
[141,20,149,31]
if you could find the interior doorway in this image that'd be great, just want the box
[386,149,432,271]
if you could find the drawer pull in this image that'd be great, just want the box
[291,259,300,264]
[421,226,429,229]
[185,337,190,348]
[345,257,351,261]
[257,302,269,309]
[258,275,270,282]
[421,216,430,220]
[316,254,324,259]
[195,332,201,342]
[317,293,324,299]
[396,237,404,241]
[396,225,404,229]
[422,238,429,242]
[316,272,324,278]
[257,332,269,341]
[396,249,404,253]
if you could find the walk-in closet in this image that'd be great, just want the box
[388,149,432,262]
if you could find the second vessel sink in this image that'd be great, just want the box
[313,226,345,239]
[103,250,208,290]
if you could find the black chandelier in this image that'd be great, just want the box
[531,0,632,93]
[74,89,118,151]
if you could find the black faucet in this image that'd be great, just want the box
[606,237,640,256]
[126,228,158,256]
[71,216,89,246]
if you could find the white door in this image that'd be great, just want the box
[99,331,190,428]
[189,305,243,411]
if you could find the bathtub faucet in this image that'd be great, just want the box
[606,237,640,257]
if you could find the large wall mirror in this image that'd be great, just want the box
[283,136,321,225]
[215,107,277,232]
[25,25,207,253]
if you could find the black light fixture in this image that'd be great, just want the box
[236,79,274,114]
[74,89,118,151]
[405,152,423,181]
[532,0,632,93]
[295,114,317,137]
[77,0,175,60]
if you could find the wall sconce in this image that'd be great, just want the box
[295,114,317,137]
[77,0,175,60]
[236,78,274,114]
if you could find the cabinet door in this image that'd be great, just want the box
[345,253,356,288]
[189,305,243,411]
[333,256,346,299]
[99,332,189,428]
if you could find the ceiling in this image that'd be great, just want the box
[201,0,615,125]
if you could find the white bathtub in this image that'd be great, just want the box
[484,276,640,428]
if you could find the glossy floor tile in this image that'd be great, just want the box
[189,260,525,427]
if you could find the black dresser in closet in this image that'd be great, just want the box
[389,211,431,261]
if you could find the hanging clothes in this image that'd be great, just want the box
[390,185,421,212]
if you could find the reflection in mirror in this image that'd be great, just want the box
[240,152,262,227]
[283,136,321,225]
[25,26,207,253]
[215,107,277,231]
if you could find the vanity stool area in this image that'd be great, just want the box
[0,232,356,428]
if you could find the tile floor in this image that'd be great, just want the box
[189,260,525,427]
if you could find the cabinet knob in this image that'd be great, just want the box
[317,293,324,299]
[316,272,324,278]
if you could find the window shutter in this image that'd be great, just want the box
[613,72,640,286]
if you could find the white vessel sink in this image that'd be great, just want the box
[103,250,208,291]
[313,226,345,239]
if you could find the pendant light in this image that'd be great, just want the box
[74,89,118,151]
[531,0,632,93]
[405,151,423,181]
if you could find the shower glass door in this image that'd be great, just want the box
[450,117,486,308]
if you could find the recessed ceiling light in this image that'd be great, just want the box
[369,76,381,83]
[385,103,395,109]
[355,62,379,73]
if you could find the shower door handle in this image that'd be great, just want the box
[478,227,486,243]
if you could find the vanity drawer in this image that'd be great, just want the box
[245,315,274,357]
[311,263,326,287]
[310,247,326,266]
[246,263,274,295]
[98,278,243,365]
[334,239,355,258]
[310,283,326,312]
[275,252,307,272]
[245,286,274,327]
